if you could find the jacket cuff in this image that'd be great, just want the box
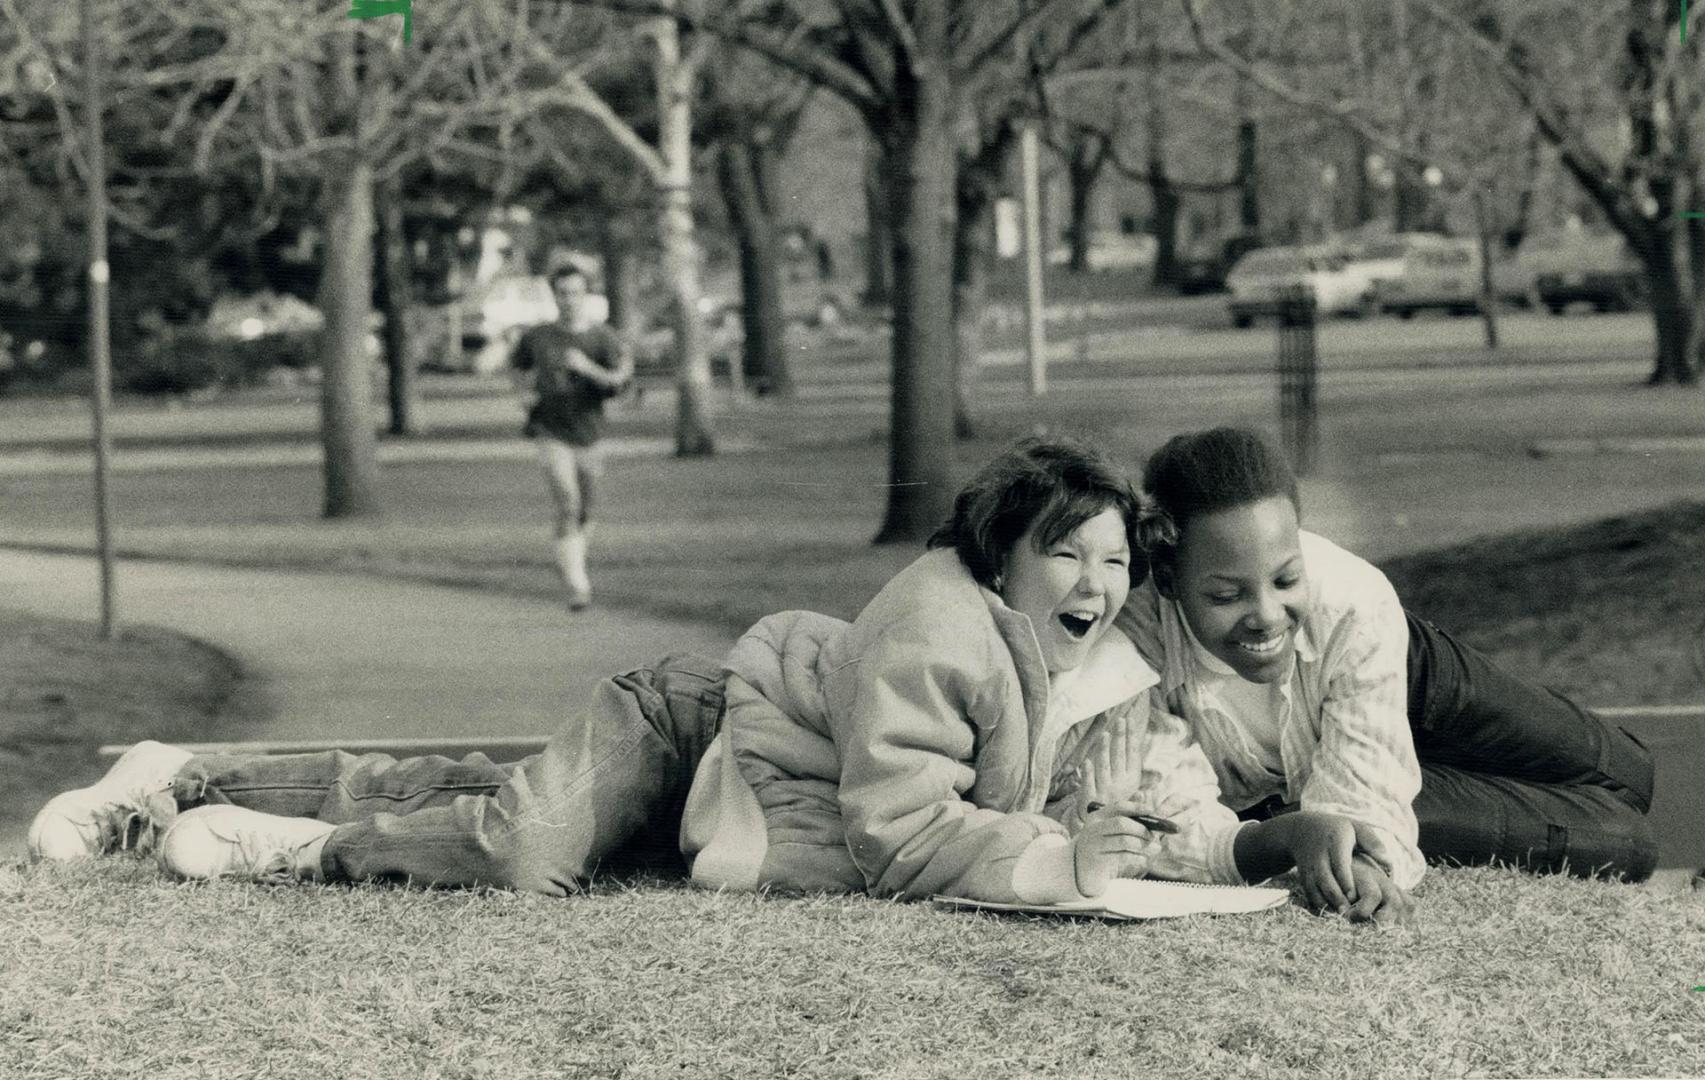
[1010,834,1085,903]
[1210,820,1257,884]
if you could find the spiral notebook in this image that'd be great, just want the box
[933,879,1290,921]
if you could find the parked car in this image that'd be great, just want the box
[1336,232,1457,305]
[1225,246,1374,327]
[1163,233,1262,295]
[1522,233,1646,314]
[1377,238,1485,318]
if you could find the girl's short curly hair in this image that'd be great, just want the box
[1139,427,1299,570]
[928,436,1147,590]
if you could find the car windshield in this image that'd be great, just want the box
[1419,248,1474,267]
[1358,239,1410,260]
[1235,251,1308,274]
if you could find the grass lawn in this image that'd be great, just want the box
[1,860,1701,1079]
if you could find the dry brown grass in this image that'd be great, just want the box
[1,858,1701,1079]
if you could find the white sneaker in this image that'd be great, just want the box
[159,805,335,883]
[28,740,193,861]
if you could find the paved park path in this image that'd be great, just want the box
[0,548,734,742]
[0,548,735,858]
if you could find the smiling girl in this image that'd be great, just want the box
[1117,427,1656,925]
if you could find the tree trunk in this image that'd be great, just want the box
[717,139,792,396]
[862,144,894,306]
[1236,118,1260,234]
[374,174,416,436]
[1471,189,1500,351]
[873,30,958,545]
[1348,129,1375,229]
[598,213,638,336]
[653,16,714,455]
[1505,127,1543,250]
[317,158,382,518]
[1065,136,1102,274]
[1394,165,1425,233]
[1645,244,1697,385]
[1147,112,1181,287]
[953,168,1000,441]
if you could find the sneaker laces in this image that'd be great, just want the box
[91,791,176,857]
[230,826,308,883]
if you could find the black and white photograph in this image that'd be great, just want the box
[3,1,1704,1076]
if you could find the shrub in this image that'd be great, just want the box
[119,327,319,395]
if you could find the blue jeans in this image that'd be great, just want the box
[1405,612,1657,880]
[173,654,726,895]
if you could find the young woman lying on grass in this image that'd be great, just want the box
[31,438,1356,908]
[1116,427,1657,926]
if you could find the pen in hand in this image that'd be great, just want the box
[1084,802,1180,834]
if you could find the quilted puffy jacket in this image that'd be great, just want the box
[679,549,1247,902]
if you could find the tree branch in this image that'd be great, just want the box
[1179,0,1432,173]
[577,0,880,111]
[962,0,1076,77]
[870,0,918,70]
[1407,0,1643,232]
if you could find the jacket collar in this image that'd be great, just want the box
[905,549,1159,727]
[971,567,1157,728]
[1046,626,1154,729]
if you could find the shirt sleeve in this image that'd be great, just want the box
[1297,581,1426,890]
[824,624,1085,905]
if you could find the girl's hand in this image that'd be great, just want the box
[1236,810,1359,913]
[1280,810,1360,914]
[1345,855,1416,927]
[1071,805,1159,897]
[1075,712,1146,825]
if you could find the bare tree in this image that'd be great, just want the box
[593,0,1134,541]
[702,66,815,397]
[8,0,587,515]
[1185,0,1705,386]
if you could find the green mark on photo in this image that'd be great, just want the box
[349,0,413,44]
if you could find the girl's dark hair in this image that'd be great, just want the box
[928,436,1146,589]
[1140,427,1299,569]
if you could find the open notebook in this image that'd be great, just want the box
[934,879,1290,921]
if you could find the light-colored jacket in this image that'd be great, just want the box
[680,549,1246,903]
[1115,530,1425,889]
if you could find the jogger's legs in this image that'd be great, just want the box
[539,438,602,605]
[1405,611,1657,878]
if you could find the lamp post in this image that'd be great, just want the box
[82,0,118,638]
[1020,123,1047,396]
